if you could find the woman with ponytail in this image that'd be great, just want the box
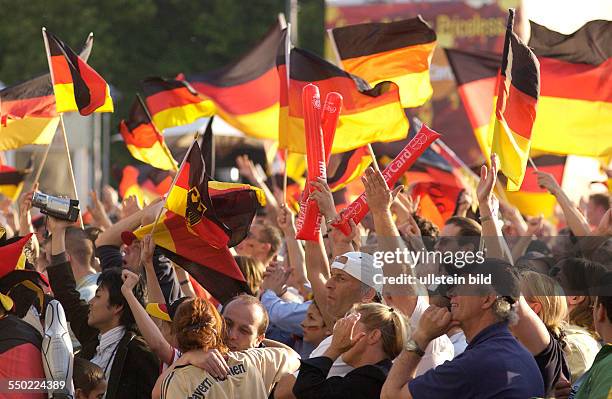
[293,302,407,399]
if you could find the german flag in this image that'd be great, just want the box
[183,23,283,140]
[0,74,59,151]
[118,164,172,205]
[444,48,500,158]
[330,16,436,108]
[528,20,612,157]
[0,165,31,202]
[0,34,93,150]
[327,146,372,192]
[277,30,409,154]
[43,29,113,115]
[141,77,215,132]
[165,142,265,249]
[134,212,249,304]
[119,96,177,171]
[504,155,566,218]
[489,11,540,191]
[409,165,465,229]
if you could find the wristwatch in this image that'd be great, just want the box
[404,339,425,357]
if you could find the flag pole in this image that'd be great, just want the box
[41,27,83,228]
[281,23,292,205]
[136,93,178,172]
[32,139,54,186]
[149,131,200,237]
[528,156,539,171]
[59,116,84,228]
[327,28,381,172]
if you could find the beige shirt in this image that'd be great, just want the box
[160,348,294,399]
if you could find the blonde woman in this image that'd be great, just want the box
[293,303,407,399]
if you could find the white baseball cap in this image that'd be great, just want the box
[330,251,382,294]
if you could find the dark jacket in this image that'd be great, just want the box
[47,254,159,399]
[293,356,392,399]
[96,244,181,305]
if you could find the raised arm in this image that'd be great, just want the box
[304,235,334,327]
[46,216,99,346]
[477,154,513,263]
[277,204,307,288]
[536,170,591,236]
[121,269,175,365]
[140,234,166,305]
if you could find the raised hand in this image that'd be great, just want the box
[309,177,337,220]
[121,269,140,296]
[276,204,296,236]
[120,195,142,220]
[363,167,402,215]
[139,234,156,266]
[535,170,561,196]
[476,153,498,212]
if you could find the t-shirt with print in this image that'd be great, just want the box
[160,348,295,399]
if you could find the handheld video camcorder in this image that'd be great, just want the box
[31,192,80,223]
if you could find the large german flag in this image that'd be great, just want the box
[43,29,113,115]
[489,12,540,191]
[277,30,409,154]
[528,20,612,157]
[0,165,31,202]
[119,96,177,171]
[327,146,372,192]
[330,16,436,108]
[165,142,265,249]
[134,212,249,304]
[504,155,566,218]
[184,23,283,140]
[141,77,215,132]
[446,20,612,160]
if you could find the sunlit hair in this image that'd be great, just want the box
[172,298,228,354]
[520,271,568,338]
[351,303,408,360]
[235,256,264,295]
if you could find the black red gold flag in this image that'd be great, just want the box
[43,29,113,115]
[489,11,540,191]
[184,23,283,140]
[277,29,409,154]
[119,96,177,171]
[141,77,214,132]
[331,16,436,108]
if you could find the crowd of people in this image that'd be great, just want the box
[0,152,610,399]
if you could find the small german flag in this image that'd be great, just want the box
[277,30,408,154]
[489,10,540,191]
[504,155,566,218]
[184,22,283,140]
[0,34,93,150]
[119,96,177,171]
[43,29,113,115]
[165,142,265,249]
[331,16,437,108]
[528,20,612,157]
[141,77,215,132]
[327,146,372,192]
[0,165,31,202]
